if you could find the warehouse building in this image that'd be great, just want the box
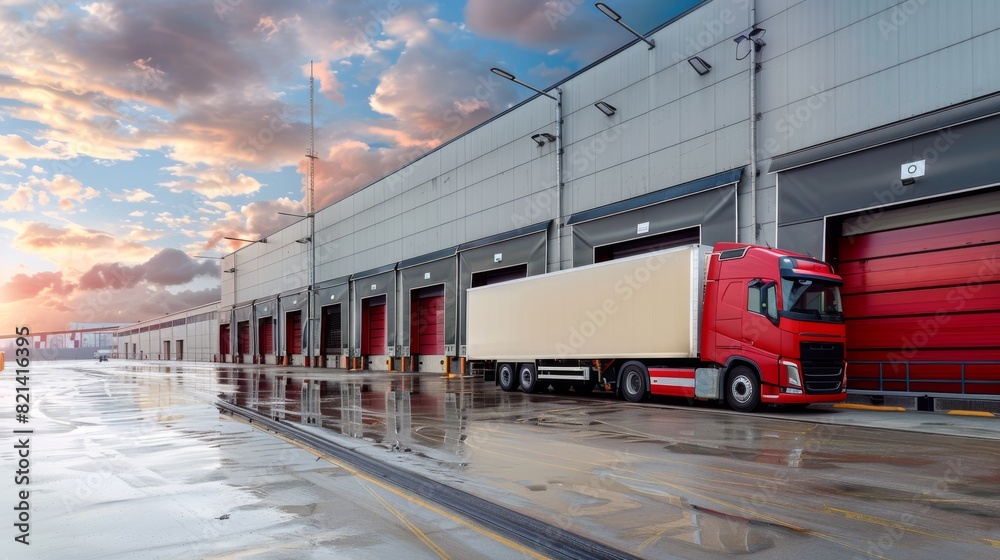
[113,301,219,362]
[118,0,1000,403]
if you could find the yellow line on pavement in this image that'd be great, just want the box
[823,506,987,546]
[834,403,906,412]
[947,410,996,417]
[362,483,451,560]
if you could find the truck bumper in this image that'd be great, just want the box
[760,387,847,404]
[761,384,847,404]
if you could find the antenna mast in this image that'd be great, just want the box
[305,61,318,366]
[309,61,316,217]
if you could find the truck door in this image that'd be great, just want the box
[742,280,782,379]
[713,280,745,351]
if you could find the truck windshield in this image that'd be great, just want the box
[781,277,843,322]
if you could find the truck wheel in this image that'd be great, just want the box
[498,363,518,392]
[725,366,761,412]
[519,363,539,393]
[619,361,648,403]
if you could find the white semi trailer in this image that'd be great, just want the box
[465,243,848,411]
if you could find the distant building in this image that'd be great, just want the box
[0,324,121,361]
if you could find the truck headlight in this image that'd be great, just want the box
[782,360,801,388]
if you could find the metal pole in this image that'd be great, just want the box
[307,61,318,366]
[554,88,563,271]
[749,0,758,244]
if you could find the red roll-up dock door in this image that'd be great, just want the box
[258,318,274,355]
[838,213,1000,395]
[237,321,250,355]
[220,324,231,361]
[412,286,444,355]
[287,310,302,355]
[362,295,387,355]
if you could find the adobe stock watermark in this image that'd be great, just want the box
[878,0,931,39]
[845,128,961,239]
[544,0,588,30]
[671,0,749,64]
[759,86,835,159]
[853,459,966,559]
[738,423,841,518]
[548,450,634,533]
[887,253,999,371]
[510,120,630,229]
[382,66,510,199]
[555,251,676,357]
[570,121,631,177]
[9,0,71,48]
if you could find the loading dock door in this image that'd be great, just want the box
[286,310,303,355]
[471,263,528,287]
[412,286,445,355]
[362,295,387,355]
[838,213,1000,395]
[594,227,700,263]
[322,304,342,355]
[220,325,230,359]
[258,318,274,355]
[237,321,250,355]
[176,340,183,361]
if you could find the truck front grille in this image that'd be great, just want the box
[799,342,844,394]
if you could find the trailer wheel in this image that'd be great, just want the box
[498,363,518,392]
[619,361,648,403]
[725,365,761,412]
[519,363,539,393]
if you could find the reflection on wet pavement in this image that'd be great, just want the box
[8,363,540,559]
[209,365,1000,559]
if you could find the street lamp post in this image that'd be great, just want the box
[196,254,237,361]
[490,67,564,271]
[278,211,317,367]
[221,237,266,363]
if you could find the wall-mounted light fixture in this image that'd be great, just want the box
[295,237,311,244]
[490,64,565,270]
[687,56,712,75]
[490,67,558,100]
[900,160,925,186]
[594,101,617,116]
[595,3,655,49]
[224,267,236,274]
[224,236,267,244]
[734,28,766,59]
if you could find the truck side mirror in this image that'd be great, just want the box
[762,282,779,326]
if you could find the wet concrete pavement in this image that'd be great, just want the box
[2,363,539,559]
[5,360,1000,559]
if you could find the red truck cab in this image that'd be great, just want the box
[701,243,847,411]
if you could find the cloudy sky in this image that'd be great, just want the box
[0,0,695,331]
